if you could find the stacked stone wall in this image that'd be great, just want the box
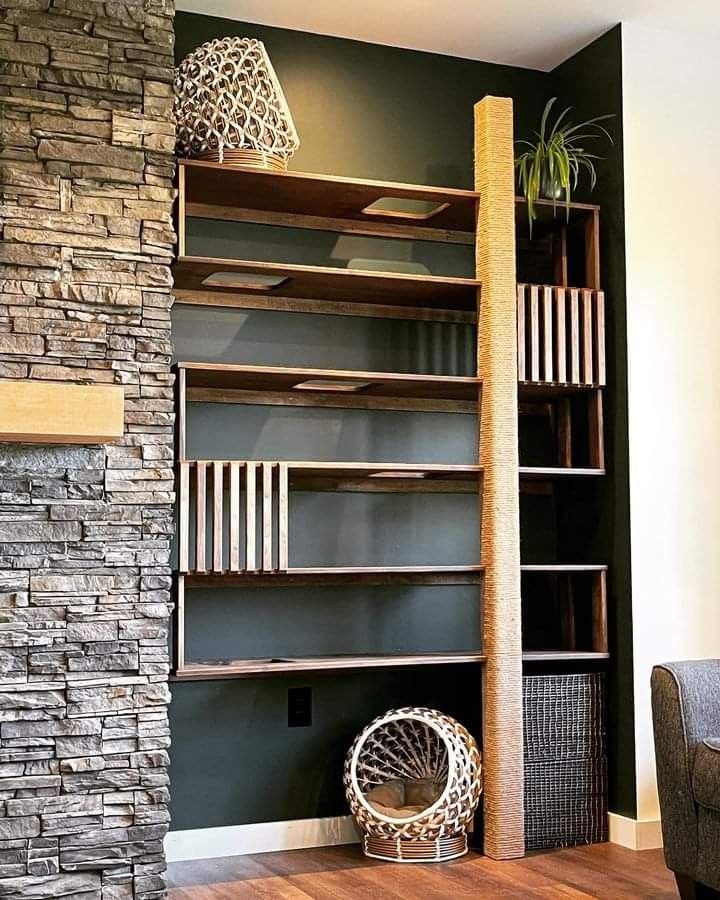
[0,1,175,897]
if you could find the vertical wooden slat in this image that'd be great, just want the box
[175,574,185,673]
[569,289,580,384]
[177,163,186,258]
[589,389,605,470]
[178,461,190,573]
[245,462,257,572]
[517,285,526,381]
[542,286,553,383]
[529,285,540,382]
[595,290,606,386]
[559,575,576,651]
[592,569,609,653]
[195,460,206,573]
[557,397,572,467]
[177,368,187,462]
[262,462,274,572]
[212,461,223,573]
[229,462,241,572]
[555,287,567,384]
[553,224,568,287]
[585,208,600,290]
[582,289,593,385]
[278,463,289,572]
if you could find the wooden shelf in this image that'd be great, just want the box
[521,564,608,573]
[519,466,605,479]
[173,649,609,680]
[178,362,480,413]
[184,566,484,588]
[515,196,599,232]
[521,650,610,663]
[179,159,479,243]
[173,650,487,681]
[173,256,480,312]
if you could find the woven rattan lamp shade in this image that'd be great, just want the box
[344,707,482,863]
[174,37,299,170]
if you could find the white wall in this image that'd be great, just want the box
[622,22,720,822]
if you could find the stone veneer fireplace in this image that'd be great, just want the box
[0,1,175,898]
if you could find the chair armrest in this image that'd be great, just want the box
[651,660,720,877]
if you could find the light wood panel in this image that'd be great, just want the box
[0,380,124,444]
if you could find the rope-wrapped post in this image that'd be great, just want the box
[474,96,525,859]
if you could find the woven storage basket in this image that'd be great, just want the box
[524,758,608,849]
[344,707,482,863]
[523,673,607,850]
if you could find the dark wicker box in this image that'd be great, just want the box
[523,673,606,761]
[523,673,607,850]
[524,757,608,849]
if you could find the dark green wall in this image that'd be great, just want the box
[170,12,633,830]
[551,25,636,819]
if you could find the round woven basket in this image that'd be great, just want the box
[344,707,482,863]
[174,37,299,169]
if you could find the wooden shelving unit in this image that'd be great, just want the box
[516,193,609,664]
[172,98,606,859]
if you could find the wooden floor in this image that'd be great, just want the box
[168,843,676,899]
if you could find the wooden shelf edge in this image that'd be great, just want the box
[521,564,608,573]
[521,650,610,662]
[519,466,605,478]
[172,651,487,680]
[183,566,484,588]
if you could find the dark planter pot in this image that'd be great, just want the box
[540,173,563,201]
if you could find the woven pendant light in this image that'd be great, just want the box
[174,37,300,170]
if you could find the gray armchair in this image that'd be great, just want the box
[652,661,720,899]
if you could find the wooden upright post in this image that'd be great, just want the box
[475,96,525,859]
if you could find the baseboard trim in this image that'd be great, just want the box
[165,815,360,862]
[608,813,663,850]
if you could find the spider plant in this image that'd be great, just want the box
[516,97,614,234]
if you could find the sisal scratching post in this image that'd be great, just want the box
[474,96,525,859]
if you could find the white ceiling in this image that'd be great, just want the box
[176,0,720,70]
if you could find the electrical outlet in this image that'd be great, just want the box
[288,687,312,727]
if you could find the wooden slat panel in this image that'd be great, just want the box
[229,462,241,572]
[582,290,593,385]
[555,287,567,384]
[195,461,207,573]
[569,289,580,384]
[530,285,540,382]
[212,461,224,573]
[245,462,257,572]
[517,284,526,381]
[177,163,186,258]
[592,569,609,653]
[178,462,190,573]
[262,462,274,572]
[595,290,606,386]
[278,463,289,572]
[543,286,553,382]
